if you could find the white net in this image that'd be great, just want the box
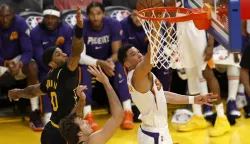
[137,10,187,69]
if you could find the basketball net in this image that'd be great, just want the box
[137,10,186,69]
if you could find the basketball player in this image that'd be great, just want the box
[174,0,231,137]
[8,5,84,144]
[78,2,133,131]
[118,43,218,144]
[0,4,41,131]
[60,66,124,144]
[30,5,73,127]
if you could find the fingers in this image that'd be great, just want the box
[93,66,101,75]
[77,4,80,11]
[87,66,98,76]
[98,65,103,74]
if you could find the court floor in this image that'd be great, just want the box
[0,109,250,144]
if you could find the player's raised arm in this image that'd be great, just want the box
[70,85,87,117]
[87,66,124,144]
[67,5,84,71]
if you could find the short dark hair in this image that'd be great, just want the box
[86,2,105,15]
[59,114,80,144]
[42,46,57,66]
[118,44,134,65]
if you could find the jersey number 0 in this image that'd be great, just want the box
[51,92,59,111]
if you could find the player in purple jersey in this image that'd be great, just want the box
[30,5,73,128]
[0,4,42,131]
[78,2,133,131]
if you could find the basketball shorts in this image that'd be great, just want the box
[137,124,173,144]
[41,121,67,144]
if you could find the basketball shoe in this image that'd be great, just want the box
[177,115,208,131]
[29,109,43,131]
[121,110,134,129]
[84,113,100,132]
[227,100,241,118]
[209,116,231,137]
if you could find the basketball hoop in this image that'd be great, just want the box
[137,4,211,69]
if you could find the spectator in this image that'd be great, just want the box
[0,0,43,14]
[54,0,103,11]
[30,5,73,127]
[0,4,41,130]
[79,2,133,132]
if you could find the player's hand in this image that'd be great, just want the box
[233,53,240,63]
[194,93,218,106]
[8,89,22,102]
[76,4,83,28]
[87,65,109,84]
[76,85,87,101]
[204,45,213,61]
[97,60,115,77]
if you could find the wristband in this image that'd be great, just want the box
[75,25,83,38]
[188,96,194,104]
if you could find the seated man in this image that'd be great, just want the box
[79,2,133,131]
[60,66,124,144]
[0,4,41,130]
[30,5,73,126]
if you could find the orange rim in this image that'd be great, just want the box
[137,5,211,23]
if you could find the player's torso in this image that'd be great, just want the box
[127,70,168,127]
[0,16,24,59]
[83,19,113,60]
[37,24,67,51]
[46,68,79,125]
[126,23,148,55]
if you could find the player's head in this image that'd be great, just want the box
[42,5,60,31]
[118,44,143,70]
[87,2,105,29]
[42,46,67,69]
[0,4,14,29]
[59,114,93,144]
[130,7,141,27]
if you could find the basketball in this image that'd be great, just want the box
[136,0,164,11]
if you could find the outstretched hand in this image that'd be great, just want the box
[194,93,218,106]
[87,65,109,84]
[76,85,87,101]
[76,4,83,28]
[8,89,22,102]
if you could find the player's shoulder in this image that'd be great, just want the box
[60,22,72,30]
[104,16,120,25]
[14,14,29,29]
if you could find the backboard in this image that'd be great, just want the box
[187,0,248,52]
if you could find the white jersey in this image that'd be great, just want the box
[127,70,168,127]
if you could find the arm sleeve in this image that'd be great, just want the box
[110,20,123,42]
[62,26,73,56]
[79,44,98,66]
[240,46,250,69]
[30,29,49,71]
[18,20,33,65]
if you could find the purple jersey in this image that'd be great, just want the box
[120,16,148,55]
[31,23,73,71]
[0,14,32,66]
[83,17,122,60]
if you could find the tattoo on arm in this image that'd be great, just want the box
[20,84,44,99]
[67,37,84,71]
